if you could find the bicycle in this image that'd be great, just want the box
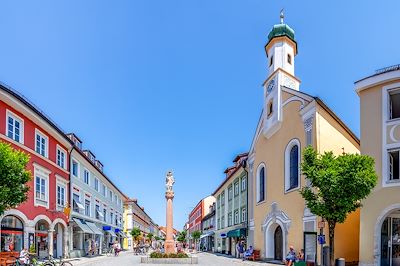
[106,247,114,257]
[10,255,42,266]
[42,256,73,266]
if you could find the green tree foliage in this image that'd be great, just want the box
[130,227,141,242]
[300,146,377,265]
[147,233,154,241]
[191,230,201,249]
[154,236,161,241]
[177,230,187,243]
[0,142,31,215]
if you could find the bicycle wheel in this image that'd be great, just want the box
[61,262,73,266]
[42,263,54,266]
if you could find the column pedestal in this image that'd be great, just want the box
[164,191,175,254]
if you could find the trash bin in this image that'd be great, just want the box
[323,246,330,266]
[335,258,345,266]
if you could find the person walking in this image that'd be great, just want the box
[238,241,245,259]
[235,241,240,258]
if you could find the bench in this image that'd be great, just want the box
[247,250,260,261]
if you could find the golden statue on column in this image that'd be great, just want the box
[164,171,175,254]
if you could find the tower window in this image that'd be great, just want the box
[269,55,274,67]
[267,100,273,117]
[389,89,400,120]
[287,54,292,65]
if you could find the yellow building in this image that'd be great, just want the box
[355,65,400,266]
[247,14,360,264]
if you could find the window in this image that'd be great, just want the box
[221,192,225,206]
[6,111,23,143]
[287,54,292,64]
[56,147,66,169]
[241,177,247,191]
[85,199,91,216]
[234,182,239,196]
[257,164,265,203]
[390,90,400,119]
[109,190,113,201]
[102,184,106,197]
[35,130,48,157]
[94,178,99,192]
[269,55,274,67]
[285,139,301,191]
[241,208,247,222]
[221,216,225,229]
[267,100,273,117]
[35,176,47,203]
[234,210,239,224]
[57,184,66,207]
[217,219,221,230]
[72,193,82,213]
[110,213,114,224]
[103,208,107,222]
[228,213,232,226]
[95,205,100,219]
[228,186,233,200]
[84,169,90,185]
[114,195,117,204]
[389,150,400,181]
[72,160,79,177]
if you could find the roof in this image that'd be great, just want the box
[268,23,295,42]
[0,82,73,146]
[355,64,400,84]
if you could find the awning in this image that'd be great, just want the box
[85,222,104,235]
[200,231,215,239]
[97,210,104,218]
[73,218,94,234]
[73,199,84,210]
[227,228,246,238]
[104,229,117,237]
[118,232,127,238]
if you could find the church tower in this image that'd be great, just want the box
[263,10,301,139]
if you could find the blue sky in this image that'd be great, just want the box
[0,0,399,229]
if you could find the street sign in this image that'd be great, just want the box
[318,234,326,245]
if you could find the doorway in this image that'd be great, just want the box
[381,216,400,266]
[274,226,283,260]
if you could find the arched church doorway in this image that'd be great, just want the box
[274,226,283,261]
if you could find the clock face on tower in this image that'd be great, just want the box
[266,78,275,94]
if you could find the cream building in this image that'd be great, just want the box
[355,65,400,266]
[247,14,360,264]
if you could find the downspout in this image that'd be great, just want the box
[241,159,249,241]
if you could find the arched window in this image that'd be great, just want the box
[256,164,266,203]
[1,215,24,252]
[289,145,299,189]
[285,139,300,192]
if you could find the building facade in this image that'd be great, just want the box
[0,84,73,258]
[213,153,248,256]
[200,203,215,252]
[188,196,215,249]
[355,65,400,266]
[68,134,126,257]
[247,16,360,264]
[123,198,155,249]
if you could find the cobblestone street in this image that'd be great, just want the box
[69,251,276,266]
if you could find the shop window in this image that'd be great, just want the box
[390,90,400,119]
[1,216,24,252]
[389,150,400,181]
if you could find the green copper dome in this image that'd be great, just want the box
[267,23,295,42]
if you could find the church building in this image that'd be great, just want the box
[246,12,361,264]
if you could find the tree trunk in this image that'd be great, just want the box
[328,221,336,266]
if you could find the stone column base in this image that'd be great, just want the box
[165,240,175,254]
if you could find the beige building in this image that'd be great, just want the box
[355,65,400,266]
[247,15,360,264]
[213,153,248,256]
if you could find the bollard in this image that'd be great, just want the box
[335,258,345,266]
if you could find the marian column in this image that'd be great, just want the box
[164,171,175,254]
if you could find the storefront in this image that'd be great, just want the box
[71,218,95,257]
[0,215,24,252]
[102,226,117,251]
[226,228,246,257]
[200,231,214,252]
[85,222,103,254]
[35,220,49,259]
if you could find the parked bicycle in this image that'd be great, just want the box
[42,256,73,266]
[106,246,114,257]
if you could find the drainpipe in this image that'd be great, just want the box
[241,159,249,243]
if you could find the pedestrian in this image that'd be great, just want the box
[19,248,29,265]
[235,241,240,258]
[243,245,254,261]
[239,241,245,259]
[285,245,297,266]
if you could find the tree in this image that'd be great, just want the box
[154,236,161,241]
[300,146,377,265]
[191,231,201,250]
[177,230,187,243]
[0,142,31,215]
[130,227,141,243]
[147,233,154,241]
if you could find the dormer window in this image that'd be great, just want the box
[287,54,292,64]
[389,89,400,120]
[269,55,274,67]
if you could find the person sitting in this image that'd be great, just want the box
[285,245,297,266]
[19,248,30,265]
[298,249,305,261]
[243,245,254,260]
